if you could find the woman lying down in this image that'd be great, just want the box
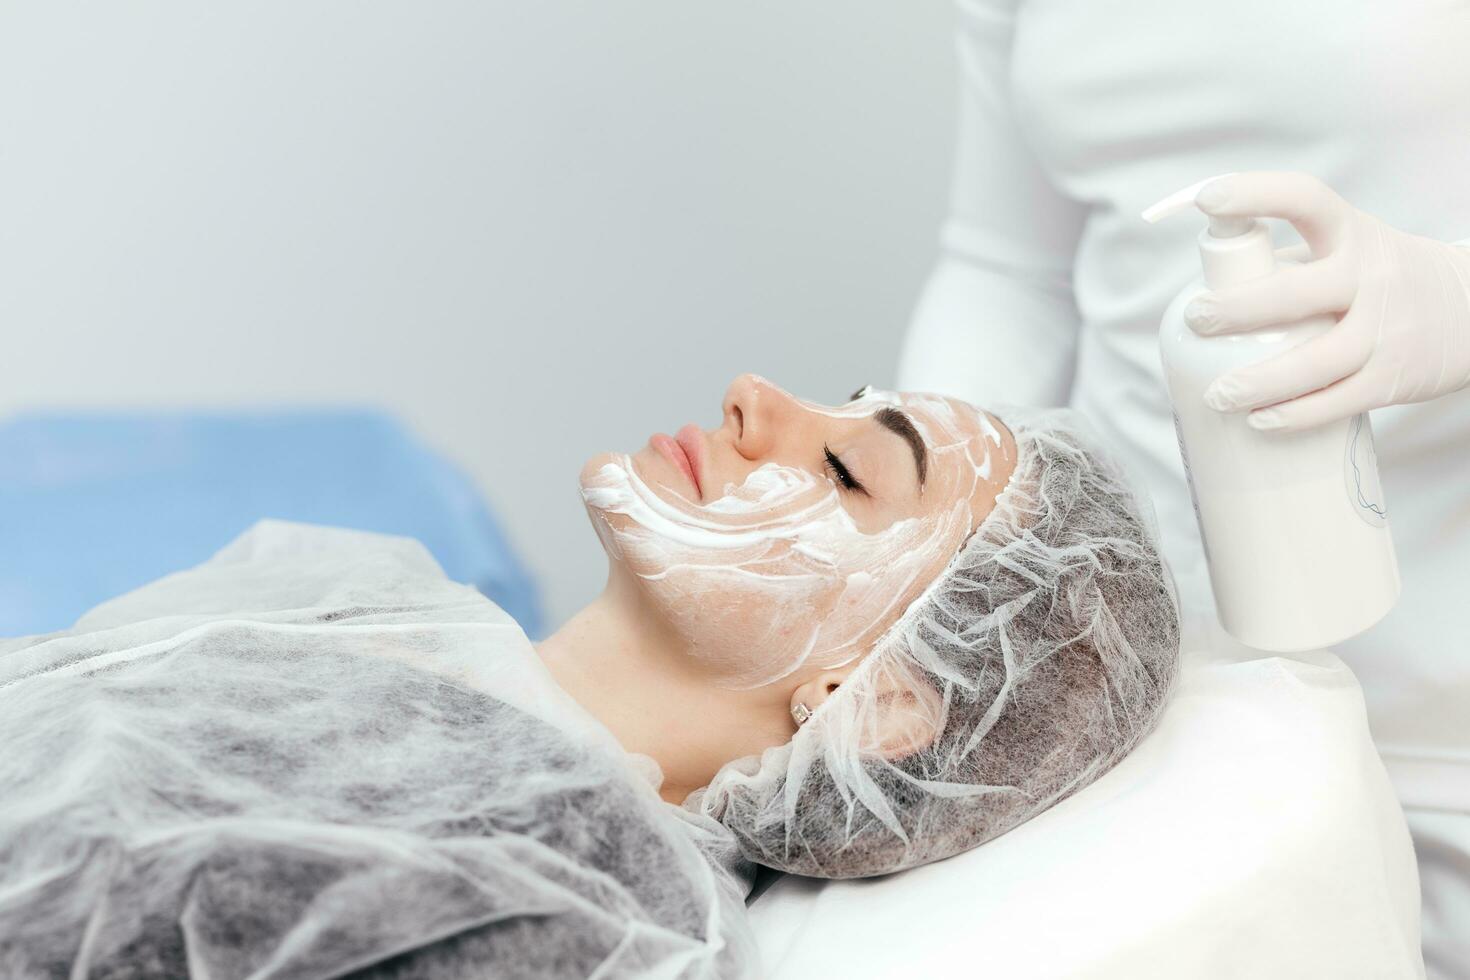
[0,374,1181,979]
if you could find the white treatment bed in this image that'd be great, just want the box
[745,611,1424,978]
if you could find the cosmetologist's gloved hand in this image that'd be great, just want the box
[1182,170,1470,432]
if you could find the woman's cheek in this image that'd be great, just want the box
[598,515,771,581]
[648,565,844,686]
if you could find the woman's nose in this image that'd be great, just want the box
[721,373,801,460]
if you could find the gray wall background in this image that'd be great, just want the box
[0,1,958,631]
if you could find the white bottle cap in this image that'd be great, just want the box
[1142,172,1274,288]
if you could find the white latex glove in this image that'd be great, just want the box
[1181,171,1470,432]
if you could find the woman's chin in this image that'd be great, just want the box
[578,450,623,490]
[580,447,691,506]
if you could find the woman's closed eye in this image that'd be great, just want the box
[823,445,869,496]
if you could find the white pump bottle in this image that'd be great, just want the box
[1142,173,1400,653]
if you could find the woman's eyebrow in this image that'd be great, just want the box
[873,407,927,488]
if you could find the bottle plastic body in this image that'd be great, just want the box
[1160,227,1400,652]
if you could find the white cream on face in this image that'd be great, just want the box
[580,382,999,689]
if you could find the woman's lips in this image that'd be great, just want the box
[650,430,702,499]
[674,424,706,497]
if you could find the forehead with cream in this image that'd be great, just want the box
[580,383,1008,689]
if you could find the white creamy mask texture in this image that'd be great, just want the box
[580,381,1006,689]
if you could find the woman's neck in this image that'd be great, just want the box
[535,566,793,805]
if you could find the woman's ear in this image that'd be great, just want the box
[789,657,943,761]
[789,666,853,729]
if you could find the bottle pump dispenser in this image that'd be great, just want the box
[1143,173,1400,652]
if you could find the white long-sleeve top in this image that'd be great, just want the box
[899,0,1470,812]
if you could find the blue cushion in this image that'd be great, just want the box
[0,409,545,639]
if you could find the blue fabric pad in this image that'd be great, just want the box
[0,409,544,638]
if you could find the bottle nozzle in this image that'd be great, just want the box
[1142,172,1250,238]
[1143,171,1276,288]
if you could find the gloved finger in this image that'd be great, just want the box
[1195,171,1350,257]
[1202,318,1373,412]
[1244,370,1381,433]
[1188,253,1353,336]
[1274,242,1315,263]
